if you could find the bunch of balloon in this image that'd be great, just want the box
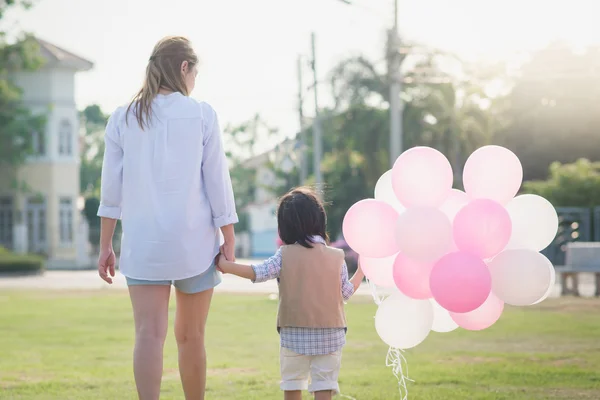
[342,146,558,398]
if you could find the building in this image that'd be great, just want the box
[0,38,93,268]
[240,139,299,258]
[244,152,279,257]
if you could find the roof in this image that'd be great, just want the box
[35,38,93,71]
[242,137,299,168]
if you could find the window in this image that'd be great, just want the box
[31,131,45,156]
[0,197,13,248]
[59,198,73,244]
[58,119,72,156]
[26,197,46,253]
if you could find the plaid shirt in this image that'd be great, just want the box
[252,236,355,356]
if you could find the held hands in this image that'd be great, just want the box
[219,240,235,262]
[217,237,235,274]
[215,253,230,274]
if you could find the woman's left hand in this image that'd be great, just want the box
[219,240,236,262]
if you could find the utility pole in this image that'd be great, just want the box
[310,32,323,194]
[297,55,308,184]
[336,0,403,167]
[388,0,403,167]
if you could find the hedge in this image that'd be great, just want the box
[0,250,45,274]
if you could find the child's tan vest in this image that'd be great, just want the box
[277,243,347,329]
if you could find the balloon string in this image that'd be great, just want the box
[367,278,385,306]
[367,278,413,399]
[386,347,414,400]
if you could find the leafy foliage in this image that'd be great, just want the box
[0,247,44,274]
[523,159,600,207]
[80,104,109,195]
[223,115,280,232]
[0,33,46,167]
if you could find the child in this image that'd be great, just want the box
[216,187,364,400]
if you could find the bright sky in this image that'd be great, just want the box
[5,0,600,151]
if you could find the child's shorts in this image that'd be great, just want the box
[280,347,342,394]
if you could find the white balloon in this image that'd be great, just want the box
[396,207,453,263]
[531,263,556,305]
[505,194,559,251]
[375,170,405,213]
[488,249,554,306]
[439,189,469,223]
[430,299,459,333]
[375,292,433,349]
[359,253,397,288]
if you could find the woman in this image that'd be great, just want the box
[97,36,237,400]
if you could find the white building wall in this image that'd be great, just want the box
[11,69,53,104]
[49,69,76,103]
[7,66,82,267]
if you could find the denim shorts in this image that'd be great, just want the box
[125,263,222,294]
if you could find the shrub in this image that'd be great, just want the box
[522,159,600,207]
[0,250,45,274]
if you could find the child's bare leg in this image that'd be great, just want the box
[314,390,333,400]
[284,390,303,400]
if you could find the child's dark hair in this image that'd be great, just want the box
[277,187,329,248]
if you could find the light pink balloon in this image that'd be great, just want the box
[440,189,469,222]
[463,145,523,205]
[393,253,433,299]
[360,254,397,288]
[343,199,400,258]
[395,207,453,263]
[430,251,491,313]
[450,292,504,331]
[453,199,512,259]
[392,147,453,208]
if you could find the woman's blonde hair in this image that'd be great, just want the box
[127,36,198,129]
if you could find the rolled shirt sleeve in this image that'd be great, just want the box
[97,109,124,220]
[201,106,239,228]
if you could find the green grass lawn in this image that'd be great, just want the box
[0,290,599,400]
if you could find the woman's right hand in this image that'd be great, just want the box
[98,247,116,284]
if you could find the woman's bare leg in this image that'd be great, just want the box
[129,285,171,400]
[174,288,213,400]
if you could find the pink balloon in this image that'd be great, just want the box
[393,253,433,299]
[395,207,453,263]
[450,292,504,331]
[392,147,453,208]
[360,254,396,288]
[343,199,400,257]
[463,145,523,205]
[440,189,469,222]
[453,199,512,259]
[430,251,491,313]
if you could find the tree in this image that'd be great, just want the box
[523,159,600,207]
[305,48,500,237]
[222,114,280,232]
[0,1,46,170]
[493,43,600,180]
[80,104,109,195]
[327,48,500,183]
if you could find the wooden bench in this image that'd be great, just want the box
[559,242,600,296]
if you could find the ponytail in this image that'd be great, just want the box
[126,36,198,130]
